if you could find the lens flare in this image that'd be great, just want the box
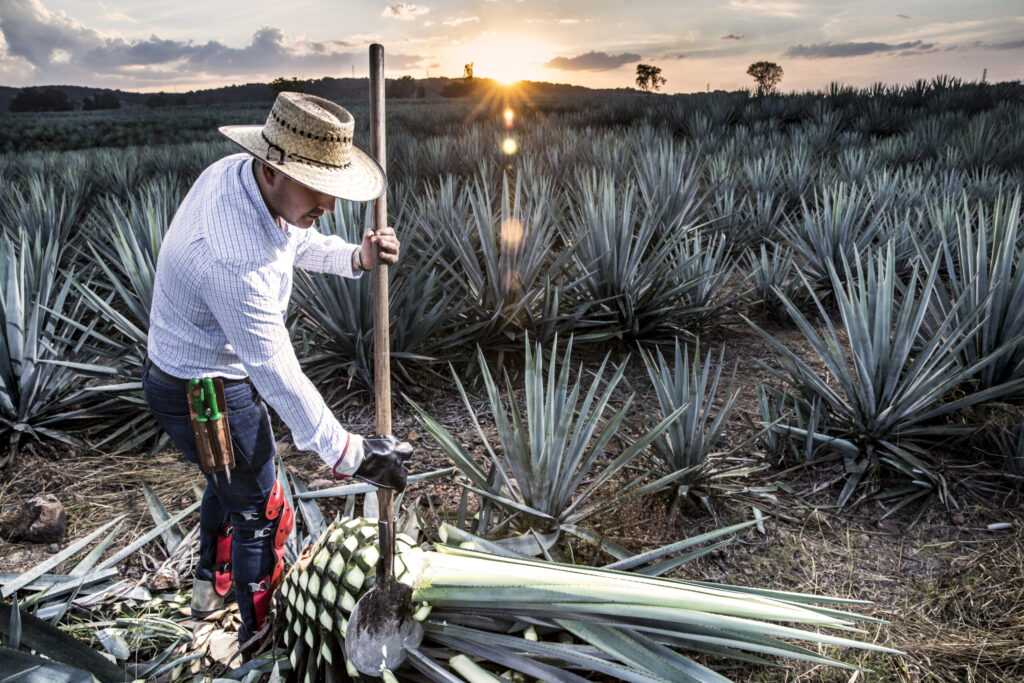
[504,108,515,127]
[500,218,524,251]
[502,137,518,155]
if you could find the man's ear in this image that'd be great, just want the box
[256,160,280,186]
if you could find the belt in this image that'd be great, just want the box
[147,360,251,389]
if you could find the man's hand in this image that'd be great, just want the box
[352,435,413,492]
[359,226,400,269]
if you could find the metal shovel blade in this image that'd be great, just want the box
[345,489,424,676]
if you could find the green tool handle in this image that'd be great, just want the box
[189,378,208,422]
[202,378,222,421]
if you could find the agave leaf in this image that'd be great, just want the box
[0,646,98,683]
[293,467,456,499]
[405,647,463,683]
[1,516,124,599]
[0,602,124,682]
[141,480,185,556]
[604,519,759,572]
[96,502,198,571]
[289,472,327,539]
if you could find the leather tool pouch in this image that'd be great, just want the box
[187,378,236,475]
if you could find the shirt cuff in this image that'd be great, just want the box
[330,432,365,479]
[338,243,362,279]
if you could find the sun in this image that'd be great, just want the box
[459,34,552,85]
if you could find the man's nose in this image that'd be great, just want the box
[319,194,336,211]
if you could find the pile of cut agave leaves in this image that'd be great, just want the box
[1,462,900,682]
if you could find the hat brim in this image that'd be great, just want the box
[218,125,386,202]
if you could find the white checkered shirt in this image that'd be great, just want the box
[148,153,363,474]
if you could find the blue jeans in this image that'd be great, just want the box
[142,359,277,646]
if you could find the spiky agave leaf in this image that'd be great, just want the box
[410,335,686,538]
[747,243,1024,511]
[275,517,900,682]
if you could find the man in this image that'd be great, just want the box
[142,92,412,656]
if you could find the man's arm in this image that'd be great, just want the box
[295,226,401,275]
[204,261,363,474]
[294,229,362,278]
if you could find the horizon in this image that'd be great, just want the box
[0,0,1021,95]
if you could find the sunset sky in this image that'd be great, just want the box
[0,0,1021,93]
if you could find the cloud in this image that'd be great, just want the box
[720,34,744,40]
[0,1,427,86]
[785,39,936,58]
[727,0,802,18]
[543,50,641,71]
[991,38,1024,49]
[442,16,479,27]
[558,19,580,24]
[897,14,910,19]
[382,3,429,21]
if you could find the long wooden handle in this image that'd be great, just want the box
[369,44,397,580]
[369,43,391,438]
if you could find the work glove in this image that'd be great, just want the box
[353,434,413,493]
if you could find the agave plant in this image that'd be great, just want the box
[564,169,706,341]
[0,233,105,464]
[291,200,468,400]
[277,516,899,682]
[58,179,181,453]
[412,170,582,349]
[640,340,741,480]
[747,244,1024,511]
[926,191,1024,393]
[411,336,685,544]
[780,183,885,288]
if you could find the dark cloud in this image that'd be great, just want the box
[991,39,1024,50]
[720,34,744,40]
[0,0,425,85]
[897,14,910,19]
[543,50,641,71]
[785,40,935,58]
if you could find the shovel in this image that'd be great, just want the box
[345,43,424,677]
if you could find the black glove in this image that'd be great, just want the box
[353,435,414,493]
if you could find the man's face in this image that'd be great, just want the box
[261,165,336,229]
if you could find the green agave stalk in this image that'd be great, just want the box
[277,517,900,682]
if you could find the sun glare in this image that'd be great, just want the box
[462,34,551,85]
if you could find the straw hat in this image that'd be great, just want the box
[219,92,385,202]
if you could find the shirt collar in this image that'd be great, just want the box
[240,157,290,249]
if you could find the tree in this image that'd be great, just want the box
[82,91,121,110]
[463,62,474,80]
[390,75,417,99]
[635,64,666,93]
[747,61,784,95]
[9,87,73,112]
[269,76,305,100]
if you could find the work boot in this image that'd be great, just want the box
[191,578,225,619]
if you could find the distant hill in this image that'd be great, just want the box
[0,77,640,112]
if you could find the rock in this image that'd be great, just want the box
[307,478,337,491]
[14,494,67,543]
[148,567,181,591]
[47,543,60,554]
[857,533,871,547]
[406,431,421,442]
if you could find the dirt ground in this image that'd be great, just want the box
[2,324,1023,682]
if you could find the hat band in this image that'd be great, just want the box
[261,132,352,171]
